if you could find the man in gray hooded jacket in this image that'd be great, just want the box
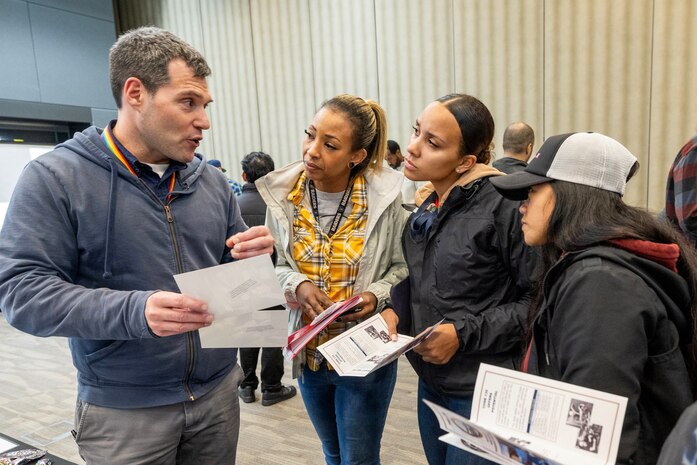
[0,27,274,464]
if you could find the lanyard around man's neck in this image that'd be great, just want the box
[102,125,177,203]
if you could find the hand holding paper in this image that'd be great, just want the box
[173,255,287,348]
[413,323,459,364]
[295,281,334,320]
[380,308,399,341]
[226,225,275,259]
[284,295,363,360]
[144,291,212,337]
[338,291,377,322]
[317,315,443,377]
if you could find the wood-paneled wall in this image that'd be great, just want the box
[116,0,697,211]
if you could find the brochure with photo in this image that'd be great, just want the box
[317,314,442,377]
[425,364,627,465]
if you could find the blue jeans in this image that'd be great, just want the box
[298,361,398,465]
[418,380,497,465]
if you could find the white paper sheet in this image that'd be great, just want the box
[173,255,287,348]
[0,436,17,454]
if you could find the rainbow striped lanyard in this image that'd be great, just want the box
[102,125,177,203]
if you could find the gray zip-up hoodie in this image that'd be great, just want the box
[0,126,247,408]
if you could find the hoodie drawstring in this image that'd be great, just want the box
[102,156,119,279]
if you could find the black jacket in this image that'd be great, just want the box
[397,177,534,396]
[237,182,267,227]
[491,156,527,174]
[528,245,694,465]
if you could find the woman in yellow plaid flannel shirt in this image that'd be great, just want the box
[257,94,409,465]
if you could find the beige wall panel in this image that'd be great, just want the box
[117,0,163,31]
[251,0,315,169]
[375,0,455,151]
[199,0,261,182]
[117,0,204,51]
[648,0,697,212]
[544,0,653,207]
[455,0,543,160]
[115,1,696,211]
[309,0,379,104]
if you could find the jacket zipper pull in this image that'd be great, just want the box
[164,205,174,223]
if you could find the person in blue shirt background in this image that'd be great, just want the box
[208,158,243,195]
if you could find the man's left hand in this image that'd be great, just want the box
[226,225,274,259]
[413,323,459,364]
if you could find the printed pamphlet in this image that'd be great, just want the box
[425,363,627,465]
[317,314,441,376]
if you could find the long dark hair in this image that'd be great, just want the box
[533,180,697,375]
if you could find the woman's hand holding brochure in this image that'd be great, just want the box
[316,315,444,376]
[284,295,364,360]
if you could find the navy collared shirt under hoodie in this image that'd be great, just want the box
[106,120,186,203]
[0,124,249,409]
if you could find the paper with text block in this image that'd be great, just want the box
[174,255,287,348]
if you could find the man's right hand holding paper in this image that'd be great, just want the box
[145,291,213,337]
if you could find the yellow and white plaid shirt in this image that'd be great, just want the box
[289,172,368,371]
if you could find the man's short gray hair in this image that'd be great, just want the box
[109,26,211,108]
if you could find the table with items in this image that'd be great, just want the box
[0,433,77,465]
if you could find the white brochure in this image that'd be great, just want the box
[173,254,287,348]
[425,363,627,465]
[0,436,17,454]
[317,314,440,377]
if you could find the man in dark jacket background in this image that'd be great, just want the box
[236,151,297,406]
[492,122,535,174]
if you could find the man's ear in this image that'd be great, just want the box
[241,172,247,182]
[351,148,368,167]
[122,77,147,108]
[455,154,478,174]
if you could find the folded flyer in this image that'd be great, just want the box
[317,314,442,376]
[283,295,363,360]
[425,364,627,465]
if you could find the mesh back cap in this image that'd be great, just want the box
[490,132,638,200]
